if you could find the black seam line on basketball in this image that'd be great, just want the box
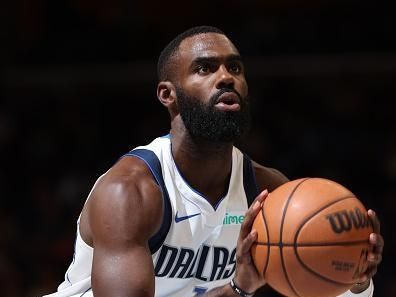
[294,195,361,286]
[279,178,311,297]
[262,200,270,276]
[293,194,356,246]
[255,239,369,247]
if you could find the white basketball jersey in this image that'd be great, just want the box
[42,135,259,297]
[43,136,374,297]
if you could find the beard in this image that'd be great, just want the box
[176,87,251,142]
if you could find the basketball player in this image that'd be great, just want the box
[43,26,383,297]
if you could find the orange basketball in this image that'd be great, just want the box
[251,178,373,297]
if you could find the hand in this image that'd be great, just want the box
[350,209,384,293]
[233,190,268,294]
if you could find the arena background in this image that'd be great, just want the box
[1,1,395,296]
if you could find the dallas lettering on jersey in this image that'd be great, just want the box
[154,244,236,281]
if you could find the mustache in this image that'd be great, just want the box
[209,88,243,105]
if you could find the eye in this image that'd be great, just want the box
[229,62,242,74]
[196,63,211,74]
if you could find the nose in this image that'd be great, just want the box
[216,65,234,90]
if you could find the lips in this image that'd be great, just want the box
[217,91,240,104]
[215,92,241,112]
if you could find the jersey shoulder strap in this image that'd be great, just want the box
[124,149,172,254]
[242,154,259,207]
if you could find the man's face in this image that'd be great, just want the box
[174,33,250,142]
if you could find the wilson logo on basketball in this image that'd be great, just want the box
[325,207,371,234]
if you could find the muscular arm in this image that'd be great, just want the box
[83,158,163,297]
[252,161,289,192]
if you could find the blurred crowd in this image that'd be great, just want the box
[1,1,395,296]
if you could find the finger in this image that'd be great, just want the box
[360,263,378,281]
[368,209,380,234]
[250,189,268,208]
[239,190,268,240]
[357,274,369,284]
[239,229,258,255]
[369,233,384,255]
[357,253,380,283]
[367,251,382,265]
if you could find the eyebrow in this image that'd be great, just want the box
[192,54,243,65]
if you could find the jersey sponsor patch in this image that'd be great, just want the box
[223,211,245,225]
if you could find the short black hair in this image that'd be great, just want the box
[157,25,225,82]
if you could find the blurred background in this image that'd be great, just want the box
[1,1,395,296]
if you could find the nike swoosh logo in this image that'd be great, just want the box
[175,211,201,223]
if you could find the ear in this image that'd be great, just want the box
[157,81,176,108]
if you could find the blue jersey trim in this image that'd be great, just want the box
[243,154,259,206]
[125,149,172,254]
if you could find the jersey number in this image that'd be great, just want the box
[193,286,208,295]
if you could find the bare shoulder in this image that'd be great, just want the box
[80,155,163,247]
[252,160,289,192]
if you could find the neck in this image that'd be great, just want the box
[170,122,234,207]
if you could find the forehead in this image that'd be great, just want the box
[178,33,239,63]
